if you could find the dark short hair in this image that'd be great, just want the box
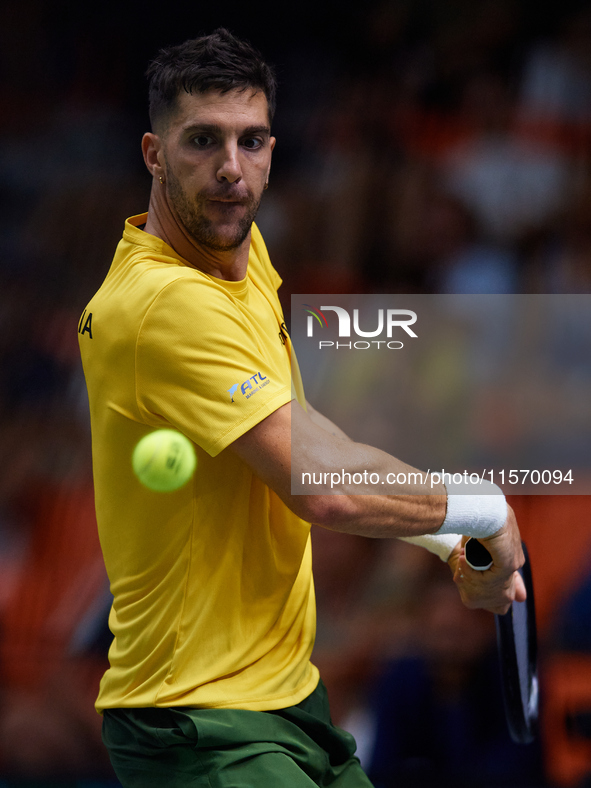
[146,28,277,133]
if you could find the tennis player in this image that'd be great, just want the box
[78,28,526,787]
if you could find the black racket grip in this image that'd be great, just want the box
[465,538,493,570]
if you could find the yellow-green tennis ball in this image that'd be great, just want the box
[132,429,197,492]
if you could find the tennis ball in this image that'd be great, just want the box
[132,429,197,492]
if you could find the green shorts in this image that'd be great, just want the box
[102,680,374,787]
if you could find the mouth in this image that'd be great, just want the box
[205,200,249,216]
[206,194,249,203]
[207,199,246,211]
[207,198,247,208]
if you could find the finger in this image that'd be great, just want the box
[493,569,528,610]
[513,571,527,603]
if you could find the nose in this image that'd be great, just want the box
[217,143,242,184]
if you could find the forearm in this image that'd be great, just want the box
[233,400,447,536]
[306,400,352,442]
[302,411,524,613]
[300,405,522,615]
[232,400,505,541]
[305,404,464,559]
[292,433,448,536]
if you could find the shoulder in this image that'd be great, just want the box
[139,274,245,341]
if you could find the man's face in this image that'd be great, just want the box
[158,88,275,252]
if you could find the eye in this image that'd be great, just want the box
[193,135,214,147]
[242,137,263,150]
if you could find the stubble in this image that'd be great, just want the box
[166,168,262,252]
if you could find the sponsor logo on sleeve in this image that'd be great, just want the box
[227,372,270,402]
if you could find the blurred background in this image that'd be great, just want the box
[1,0,591,785]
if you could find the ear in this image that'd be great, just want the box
[142,133,166,180]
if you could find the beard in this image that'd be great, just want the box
[165,168,262,252]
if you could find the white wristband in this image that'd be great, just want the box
[436,479,507,539]
[399,533,461,562]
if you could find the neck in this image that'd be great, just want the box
[143,179,250,280]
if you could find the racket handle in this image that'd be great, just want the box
[465,537,493,571]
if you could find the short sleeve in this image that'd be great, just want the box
[135,277,292,456]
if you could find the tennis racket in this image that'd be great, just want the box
[464,538,539,744]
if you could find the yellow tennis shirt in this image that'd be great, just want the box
[78,214,319,712]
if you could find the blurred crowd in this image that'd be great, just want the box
[2,0,591,785]
[261,1,591,298]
